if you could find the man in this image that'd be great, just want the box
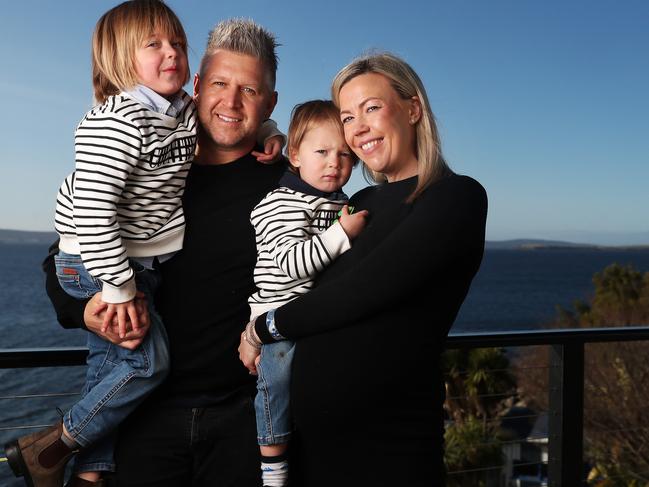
[45,19,286,487]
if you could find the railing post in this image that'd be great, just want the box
[547,342,584,486]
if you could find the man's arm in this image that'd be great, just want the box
[43,240,87,330]
[43,241,150,349]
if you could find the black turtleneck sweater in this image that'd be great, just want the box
[254,173,487,487]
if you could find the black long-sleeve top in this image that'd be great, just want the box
[45,153,286,406]
[254,173,487,487]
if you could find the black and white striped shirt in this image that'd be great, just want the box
[249,172,351,317]
[55,91,197,303]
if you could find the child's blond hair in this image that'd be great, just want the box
[287,100,358,167]
[92,0,189,104]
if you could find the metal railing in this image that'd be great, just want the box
[446,326,649,486]
[2,325,649,487]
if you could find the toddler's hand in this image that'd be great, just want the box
[101,299,140,338]
[86,292,150,350]
[105,292,149,336]
[338,205,369,240]
[251,135,283,164]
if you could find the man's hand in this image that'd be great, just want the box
[84,292,151,350]
[251,135,284,164]
[338,205,369,240]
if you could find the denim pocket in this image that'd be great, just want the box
[54,251,102,299]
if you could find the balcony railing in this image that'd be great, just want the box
[2,325,649,487]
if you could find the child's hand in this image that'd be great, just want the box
[251,135,284,164]
[104,292,150,336]
[338,205,369,240]
[101,299,140,338]
[86,292,150,350]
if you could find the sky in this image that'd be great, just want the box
[1,0,647,244]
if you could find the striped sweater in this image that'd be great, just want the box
[249,172,351,317]
[55,91,197,303]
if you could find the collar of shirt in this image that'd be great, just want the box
[279,171,348,201]
[124,84,186,117]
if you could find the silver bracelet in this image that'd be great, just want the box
[244,321,263,349]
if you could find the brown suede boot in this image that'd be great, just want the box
[4,422,77,487]
[64,477,105,487]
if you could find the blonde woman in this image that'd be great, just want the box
[240,52,488,486]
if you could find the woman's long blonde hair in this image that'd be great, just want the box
[332,52,451,201]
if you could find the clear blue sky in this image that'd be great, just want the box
[1,0,647,244]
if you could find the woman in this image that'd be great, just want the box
[240,52,488,486]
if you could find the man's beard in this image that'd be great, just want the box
[199,124,255,151]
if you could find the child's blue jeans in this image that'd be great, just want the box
[255,339,295,446]
[54,251,170,473]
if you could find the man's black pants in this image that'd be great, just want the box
[108,392,261,486]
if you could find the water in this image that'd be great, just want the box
[2,243,649,485]
[0,244,85,485]
[456,248,649,330]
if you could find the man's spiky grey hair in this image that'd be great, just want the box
[201,18,279,90]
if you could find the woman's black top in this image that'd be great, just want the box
[255,173,488,487]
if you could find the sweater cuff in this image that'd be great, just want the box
[258,119,287,149]
[101,276,137,303]
[320,221,352,256]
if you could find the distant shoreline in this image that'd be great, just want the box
[0,229,57,245]
[2,229,649,251]
[484,239,649,251]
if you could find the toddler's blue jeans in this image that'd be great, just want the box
[54,251,169,473]
[255,339,294,446]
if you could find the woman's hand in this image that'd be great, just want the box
[238,329,261,375]
[84,292,150,350]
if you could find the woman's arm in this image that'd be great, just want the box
[254,175,487,342]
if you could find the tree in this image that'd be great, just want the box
[443,347,516,486]
[517,263,649,487]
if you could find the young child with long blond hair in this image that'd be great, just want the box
[5,2,284,486]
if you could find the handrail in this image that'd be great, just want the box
[2,325,649,368]
[446,325,649,347]
[0,347,88,368]
[2,325,649,487]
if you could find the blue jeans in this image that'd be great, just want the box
[54,251,170,473]
[254,339,294,446]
